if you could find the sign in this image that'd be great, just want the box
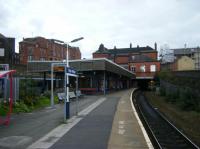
[0,48,4,56]
[54,66,64,72]
[66,67,77,75]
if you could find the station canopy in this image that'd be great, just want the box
[27,58,135,79]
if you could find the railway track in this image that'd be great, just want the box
[132,90,200,149]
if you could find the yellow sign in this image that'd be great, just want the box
[54,66,64,72]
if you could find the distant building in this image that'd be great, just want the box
[172,47,200,70]
[93,43,160,79]
[19,36,81,64]
[174,56,195,71]
[0,33,19,65]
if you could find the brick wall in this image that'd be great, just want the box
[143,52,157,60]
[129,61,160,78]
[19,37,81,64]
[115,56,129,64]
[93,53,109,59]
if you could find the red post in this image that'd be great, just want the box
[5,73,13,125]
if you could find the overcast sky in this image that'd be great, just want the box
[0,0,200,58]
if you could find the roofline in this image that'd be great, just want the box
[28,58,135,75]
[129,60,160,63]
[93,50,157,54]
[171,47,200,50]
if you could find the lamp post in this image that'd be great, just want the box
[64,37,84,121]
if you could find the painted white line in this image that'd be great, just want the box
[27,97,106,149]
[118,121,125,125]
[119,125,124,129]
[130,88,154,149]
[118,129,125,135]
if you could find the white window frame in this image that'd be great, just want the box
[28,56,33,61]
[130,65,136,72]
[150,65,156,72]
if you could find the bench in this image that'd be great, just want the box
[69,91,76,99]
[57,91,76,102]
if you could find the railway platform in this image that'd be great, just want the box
[107,89,151,149]
[34,89,151,149]
[0,89,152,149]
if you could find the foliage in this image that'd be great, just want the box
[19,79,38,106]
[42,90,51,98]
[0,102,9,116]
[13,102,31,113]
[159,84,200,112]
[158,70,200,112]
[159,70,200,91]
[178,89,200,111]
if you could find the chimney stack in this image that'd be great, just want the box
[154,42,157,51]
[114,46,116,49]
[137,45,139,48]
[130,43,132,48]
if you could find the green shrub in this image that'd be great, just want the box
[42,90,51,98]
[34,96,50,108]
[178,89,199,111]
[13,102,31,113]
[19,79,38,106]
[0,102,9,116]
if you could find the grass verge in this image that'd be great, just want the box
[145,91,200,147]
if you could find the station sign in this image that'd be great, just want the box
[66,67,77,75]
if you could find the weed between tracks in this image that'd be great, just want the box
[145,91,200,147]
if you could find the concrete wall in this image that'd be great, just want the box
[177,56,195,71]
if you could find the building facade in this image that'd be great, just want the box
[0,33,20,65]
[93,43,160,79]
[174,56,195,71]
[172,47,200,70]
[19,37,81,64]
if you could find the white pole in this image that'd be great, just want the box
[51,63,54,108]
[64,66,67,122]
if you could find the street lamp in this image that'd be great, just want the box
[64,37,84,120]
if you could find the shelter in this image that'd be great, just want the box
[27,58,135,94]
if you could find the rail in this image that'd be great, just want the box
[132,90,200,149]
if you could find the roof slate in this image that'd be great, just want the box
[94,46,156,54]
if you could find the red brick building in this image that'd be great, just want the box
[19,37,81,64]
[93,43,160,79]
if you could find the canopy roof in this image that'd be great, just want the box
[27,58,135,78]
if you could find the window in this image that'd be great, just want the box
[28,47,33,55]
[40,57,45,61]
[130,65,136,72]
[150,65,156,72]
[28,56,33,61]
[140,65,146,72]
